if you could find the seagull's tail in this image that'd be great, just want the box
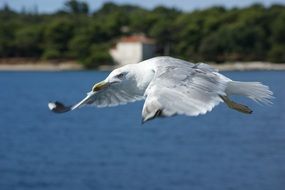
[225,81,274,104]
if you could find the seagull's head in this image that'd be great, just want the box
[92,64,149,92]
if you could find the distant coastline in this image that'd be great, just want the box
[0,58,285,71]
[210,62,285,71]
[0,58,83,71]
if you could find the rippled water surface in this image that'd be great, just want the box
[0,71,284,190]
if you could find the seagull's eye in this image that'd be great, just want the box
[116,73,124,79]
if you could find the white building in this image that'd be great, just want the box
[110,35,155,66]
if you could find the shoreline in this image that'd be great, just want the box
[0,59,285,71]
[0,59,83,71]
[211,62,285,71]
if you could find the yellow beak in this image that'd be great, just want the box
[92,80,109,92]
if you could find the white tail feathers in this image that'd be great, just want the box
[225,81,273,104]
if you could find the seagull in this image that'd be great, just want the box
[48,56,273,123]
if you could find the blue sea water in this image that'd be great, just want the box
[0,71,284,190]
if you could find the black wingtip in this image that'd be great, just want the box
[48,101,71,113]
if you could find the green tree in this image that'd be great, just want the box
[0,2,285,65]
[64,0,89,14]
[14,25,43,57]
[0,23,15,57]
[82,44,113,68]
[43,18,75,59]
[268,11,285,62]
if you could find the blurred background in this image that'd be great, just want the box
[0,1,285,190]
[0,0,284,69]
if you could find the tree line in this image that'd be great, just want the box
[0,1,284,68]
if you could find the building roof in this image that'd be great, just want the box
[119,35,155,44]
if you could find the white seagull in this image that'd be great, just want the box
[48,56,273,123]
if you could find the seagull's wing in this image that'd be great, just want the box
[142,63,227,122]
[49,83,144,113]
[83,84,144,108]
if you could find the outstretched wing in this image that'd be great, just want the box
[142,63,227,122]
[67,83,144,111]
[49,84,144,113]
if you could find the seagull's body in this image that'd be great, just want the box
[49,56,273,123]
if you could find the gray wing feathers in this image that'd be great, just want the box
[86,86,144,108]
[142,63,226,122]
[194,63,218,72]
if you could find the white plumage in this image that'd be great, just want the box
[49,56,273,122]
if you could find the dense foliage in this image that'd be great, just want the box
[0,1,284,68]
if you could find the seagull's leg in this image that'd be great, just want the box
[219,95,253,114]
[141,109,163,124]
